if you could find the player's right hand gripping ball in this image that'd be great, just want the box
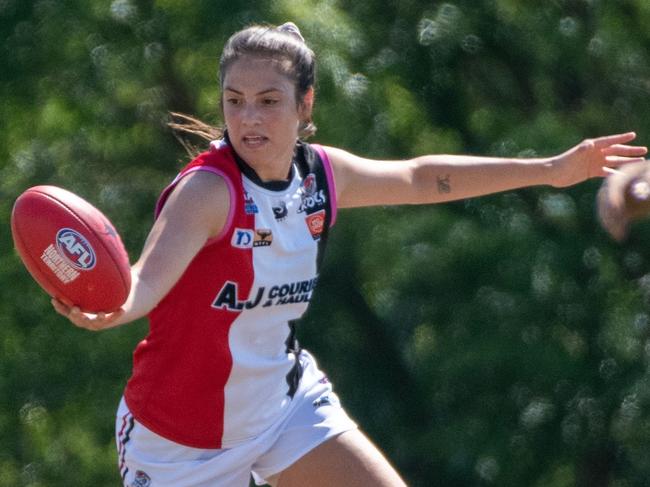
[598,161,650,241]
[11,185,131,312]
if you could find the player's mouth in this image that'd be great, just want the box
[242,135,268,149]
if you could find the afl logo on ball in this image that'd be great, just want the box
[55,228,96,270]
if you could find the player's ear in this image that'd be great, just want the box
[299,88,314,120]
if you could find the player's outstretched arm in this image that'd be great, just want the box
[51,171,231,331]
[327,132,647,208]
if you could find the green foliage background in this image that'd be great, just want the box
[2,1,650,485]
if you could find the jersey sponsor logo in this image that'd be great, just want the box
[244,191,259,214]
[297,173,326,214]
[305,210,325,240]
[254,229,273,247]
[231,228,254,248]
[55,228,96,270]
[211,277,319,311]
[273,200,288,221]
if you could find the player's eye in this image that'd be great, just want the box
[262,98,279,106]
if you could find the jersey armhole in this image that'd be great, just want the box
[311,144,338,227]
[154,166,236,244]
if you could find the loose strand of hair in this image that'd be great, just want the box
[167,112,223,158]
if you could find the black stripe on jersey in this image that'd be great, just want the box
[284,319,303,398]
[284,142,334,398]
[294,142,333,272]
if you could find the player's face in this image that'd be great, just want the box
[222,56,309,181]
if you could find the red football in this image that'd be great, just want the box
[11,185,131,313]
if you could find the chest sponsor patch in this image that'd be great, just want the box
[231,228,254,248]
[254,229,273,247]
[212,277,319,311]
[305,210,325,240]
[232,228,273,248]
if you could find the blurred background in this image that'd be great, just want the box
[2,0,650,485]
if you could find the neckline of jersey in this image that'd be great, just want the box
[224,132,296,192]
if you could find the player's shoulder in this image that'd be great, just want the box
[157,169,231,237]
[184,140,238,173]
[172,169,230,206]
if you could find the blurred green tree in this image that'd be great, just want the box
[2,1,650,486]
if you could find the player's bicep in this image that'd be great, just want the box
[324,146,416,208]
[134,171,231,301]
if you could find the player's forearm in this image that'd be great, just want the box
[409,154,554,204]
[110,268,160,327]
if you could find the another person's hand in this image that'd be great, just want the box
[51,298,125,331]
[552,132,647,188]
[597,160,650,241]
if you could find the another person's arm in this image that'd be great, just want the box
[598,160,650,241]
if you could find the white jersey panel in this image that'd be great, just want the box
[222,170,320,445]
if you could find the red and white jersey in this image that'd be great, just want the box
[123,139,337,449]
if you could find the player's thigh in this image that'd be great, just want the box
[273,429,407,487]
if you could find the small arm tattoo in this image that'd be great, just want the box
[437,174,451,194]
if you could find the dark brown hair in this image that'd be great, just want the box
[169,23,316,155]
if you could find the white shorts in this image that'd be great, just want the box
[115,351,357,487]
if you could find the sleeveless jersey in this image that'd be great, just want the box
[123,139,337,449]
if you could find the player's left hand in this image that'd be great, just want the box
[551,132,647,188]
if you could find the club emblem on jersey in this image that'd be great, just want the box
[231,228,254,248]
[244,191,259,214]
[273,200,288,221]
[303,173,317,196]
[298,173,326,214]
[305,210,325,240]
[254,229,273,247]
[131,470,151,487]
